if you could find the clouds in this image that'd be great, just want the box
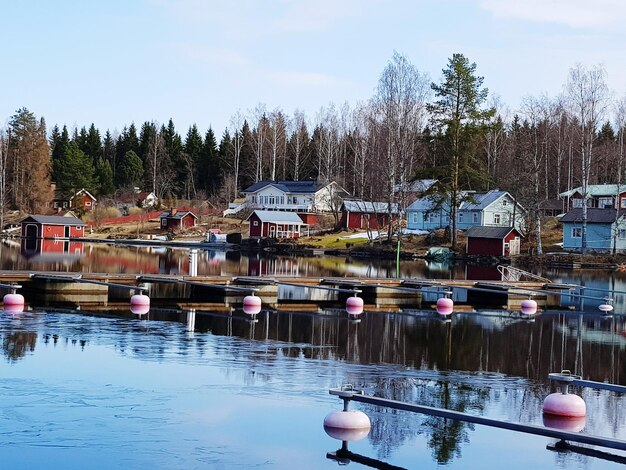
[479,0,626,28]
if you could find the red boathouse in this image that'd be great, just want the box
[466,226,521,256]
[21,215,87,239]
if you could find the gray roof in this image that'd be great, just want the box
[560,208,626,224]
[243,180,322,194]
[160,210,197,219]
[560,184,624,198]
[460,190,508,210]
[343,200,399,214]
[247,210,305,224]
[407,195,451,212]
[21,215,86,226]
[395,179,438,193]
[466,226,517,239]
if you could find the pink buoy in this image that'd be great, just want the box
[131,304,150,315]
[243,295,262,315]
[3,293,24,314]
[542,414,586,433]
[131,293,150,307]
[521,299,538,315]
[436,297,453,316]
[346,296,364,316]
[543,392,586,418]
[323,410,371,441]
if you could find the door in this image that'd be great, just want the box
[269,225,276,238]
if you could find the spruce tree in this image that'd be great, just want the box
[54,141,97,197]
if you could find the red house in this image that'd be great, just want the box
[466,226,521,256]
[247,210,307,238]
[159,209,197,231]
[71,189,97,211]
[21,215,87,239]
[340,200,399,230]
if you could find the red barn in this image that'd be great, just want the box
[340,200,399,230]
[466,226,521,256]
[247,210,307,238]
[21,215,86,239]
[159,209,197,231]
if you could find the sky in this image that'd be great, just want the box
[3,0,626,137]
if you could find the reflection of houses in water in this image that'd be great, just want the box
[21,238,84,264]
[247,256,300,277]
[465,265,503,281]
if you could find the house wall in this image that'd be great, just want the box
[73,194,95,211]
[563,222,614,251]
[246,186,314,210]
[181,214,196,229]
[314,183,341,212]
[466,237,504,256]
[458,195,524,231]
[249,214,262,237]
[21,222,84,238]
[406,209,449,231]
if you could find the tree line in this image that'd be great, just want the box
[0,52,622,250]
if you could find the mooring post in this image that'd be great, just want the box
[188,249,198,277]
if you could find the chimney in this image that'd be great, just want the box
[171,208,177,215]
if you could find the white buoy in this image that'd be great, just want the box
[543,392,586,418]
[599,298,614,314]
[3,293,24,314]
[243,294,262,315]
[346,295,364,316]
[436,297,453,316]
[521,299,538,315]
[323,410,371,442]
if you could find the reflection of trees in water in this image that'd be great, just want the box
[3,332,37,362]
[366,376,488,465]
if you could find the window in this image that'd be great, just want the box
[412,213,418,223]
[85,201,92,207]
[251,196,256,203]
[472,213,478,223]
[599,197,613,208]
[253,221,259,226]
[502,199,508,206]
[572,227,582,238]
[619,229,626,239]
[428,213,437,223]
[572,198,583,208]
[443,214,449,223]
[494,214,501,224]
[458,212,464,223]
[621,198,626,208]
[161,219,167,227]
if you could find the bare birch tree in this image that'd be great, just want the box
[566,64,610,252]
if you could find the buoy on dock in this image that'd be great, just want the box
[3,293,24,314]
[436,296,453,316]
[323,410,371,441]
[243,294,262,315]
[346,295,364,316]
[543,372,586,418]
[521,299,538,315]
[599,297,614,314]
[130,293,150,315]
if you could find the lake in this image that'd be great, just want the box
[1,241,626,468]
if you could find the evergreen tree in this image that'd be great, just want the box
[162,119,182,195]
[427,53,495,248]
[54,141,97,197]
[117,150,144,189]
[95,158,115,196]
[182,124,203,199]
[51,125,70,167]
[200,128,220,195]
[84,124,102,160]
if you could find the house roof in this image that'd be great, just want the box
[559,184,625,198]
[160,210,197,219]
[539,199,563,210]
[560,208,626,224]
[407,195,449,212]
[466,226,518,239]
[72,189,97,201]
[460,190,509,211]
[246,210,305,224]
[243,180,324,194]
[343,200,399,214]
[21,215,86,226]
[395,179,438,193]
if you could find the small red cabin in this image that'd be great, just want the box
[247,210,307,238]
[340,200,399,230]
[159,209,197,231]
[71,189,97,212]
[21,215,86,239]
[466,226,521,256]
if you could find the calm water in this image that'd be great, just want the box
[2,241,626,468]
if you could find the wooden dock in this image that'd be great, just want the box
[0,270,574,311]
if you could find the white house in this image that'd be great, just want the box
[224,180,349,215]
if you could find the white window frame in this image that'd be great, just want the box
[572,227,582,238]
[494,213,501,224]
[472,212,478,223]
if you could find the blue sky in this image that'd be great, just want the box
[3,0,626,136]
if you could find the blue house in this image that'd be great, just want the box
[406,190,526,232]
[561,208,626,252]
